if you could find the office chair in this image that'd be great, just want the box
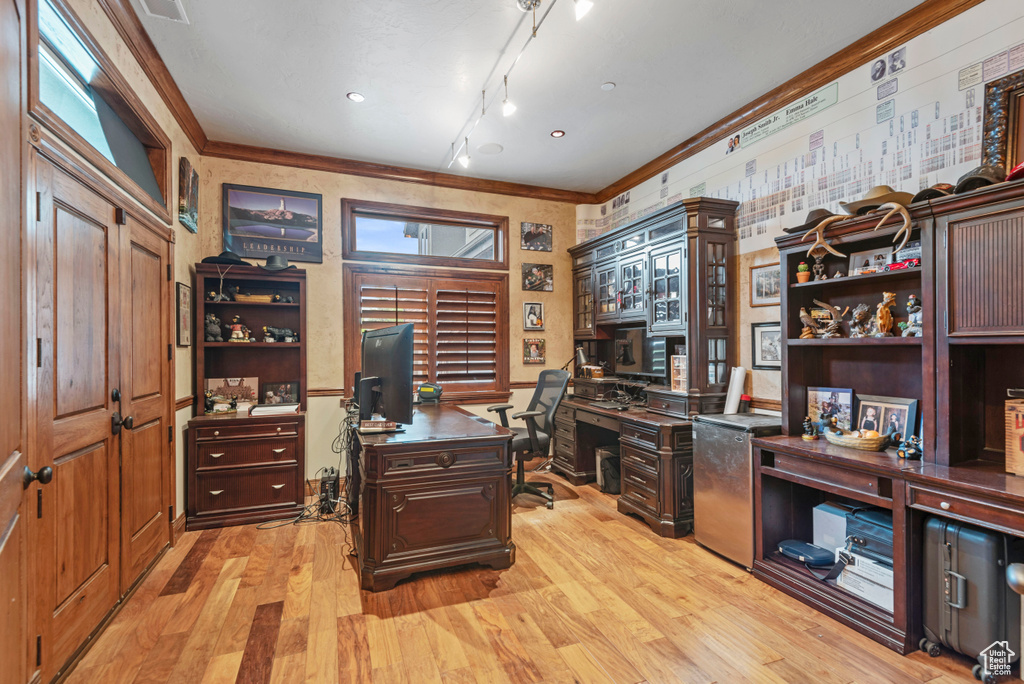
[487,369,571,509]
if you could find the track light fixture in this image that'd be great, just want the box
[502,76,516,117]
[573,0,593,20]
[458,137,470,168]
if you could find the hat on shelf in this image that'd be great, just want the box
[259,255,297,271]
[783,208,837,234]
[1006,160,1024,183]
[911,183,954,203]
[200,250,248,265]
[839,185,914,215]
[954,164,1006,194]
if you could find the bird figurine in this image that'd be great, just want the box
[798,307,819,339]
[812,299,850,339]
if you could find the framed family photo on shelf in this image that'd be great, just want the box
[855,394,918,437]
[749,263,780,307]
[807,386,854,431]
[523,302,544,330]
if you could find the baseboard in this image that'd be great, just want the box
[171,513,186,544]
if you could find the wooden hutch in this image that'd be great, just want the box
[753,181,1024,654]
[564,197,738,536]
[186,263,308,529]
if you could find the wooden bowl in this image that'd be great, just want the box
[823,430,890,452]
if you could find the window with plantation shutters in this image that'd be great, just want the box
[344,264,509,402]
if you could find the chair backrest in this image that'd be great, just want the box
[527,369,571,438]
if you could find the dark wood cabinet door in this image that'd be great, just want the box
[648,241,686,335]
[594,258,618,323]
[618,252,647,321]
[572,266,595,338]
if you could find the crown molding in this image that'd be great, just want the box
[203,140,596,205]
[593,0,986,204]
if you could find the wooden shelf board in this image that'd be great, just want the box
[202,301,300,308]
[789,268,921,289]
[203,342,301,348]
[787,337,922,347]
[763,552,894,618]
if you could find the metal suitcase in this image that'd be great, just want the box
[921,516,1023,682]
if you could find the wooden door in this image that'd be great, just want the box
[118,222,171,591]
[33,158,121,680]
[0,0,26,681]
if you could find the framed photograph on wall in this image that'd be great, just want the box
[522,263,553,291]
[807,386,855,432]
[523,338,545,364]
[849,247,893,275]
[523,302,544,331]
[222,184,323,263]
[520,222,553,252]
[855,394,918,438]
[176,282,191,347]
[178,157,199,234]
[751,322,781,370]
[749,263,780,307]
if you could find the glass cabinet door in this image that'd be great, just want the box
[595,260,618,322]
[573,268,594,337]
[648,242,685,334]
[618,254,646,321]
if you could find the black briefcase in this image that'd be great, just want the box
[845,508,893,563]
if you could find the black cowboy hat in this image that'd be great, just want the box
[259,254,297,271]
[954,165,1006,194]
[911,183,954,203]
[200,250,248,265]
[783,208,836,234]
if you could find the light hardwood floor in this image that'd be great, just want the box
[67,464,982,683]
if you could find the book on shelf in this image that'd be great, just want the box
[249,402,300,416]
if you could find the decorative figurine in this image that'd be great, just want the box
[226,284,240,301]
[272,294,281,303]
[849,303,873,338]
[802,416,818,440]
[812,299,849,339]
[203,389,215,414]
[812,253,828,281]
[874,291,897,337]
[798,307,819,339]
[896,434,923,460]
[229,315,247,342]
[833,271,845,279]
[229,394,238,410]
[796,261,811,283]
[900,294,923,337]
[263,326,275,343]
[204,313,223,342]
[802,215,848,281]
[265,325,295,342]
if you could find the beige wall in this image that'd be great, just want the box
[737,247,783,405]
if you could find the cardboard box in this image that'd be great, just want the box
[835,547,894,590]
[813,502,854,561]
[837,566,893,612]
[1007,399,1024,477]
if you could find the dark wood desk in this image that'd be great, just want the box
[556,396,694,538]
[349,404,515,591]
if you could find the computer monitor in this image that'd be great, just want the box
[614,327,667,377]
[359,323,414,425]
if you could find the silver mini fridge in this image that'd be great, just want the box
[692,413,781,569]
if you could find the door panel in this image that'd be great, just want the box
[0,451,26,684]
[35,159,120,680]
[120,225,170,589]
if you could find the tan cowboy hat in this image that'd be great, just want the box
[839,185,914,215]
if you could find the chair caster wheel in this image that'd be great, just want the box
[546,501,553,509]
[919,639,940,657]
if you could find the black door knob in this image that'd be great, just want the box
[111,412,134,435]
[24,465,53,488]
[111,388,121,402]
[123,415,134,430]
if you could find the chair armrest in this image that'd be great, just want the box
[486,404,514,413]
[511,410,543,420]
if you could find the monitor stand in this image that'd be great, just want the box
[358,376,381,422]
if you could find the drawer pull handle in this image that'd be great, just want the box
[629,475,646,483]
[277,427,282,433]
[209,490,224,496]
[940,501,951,510]
[271,484,285,490]
[436,451,456,468]
[209,453,224,459]
[272,448,286,454]
[214,431,220,436]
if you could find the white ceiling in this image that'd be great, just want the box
[132,0,925,193]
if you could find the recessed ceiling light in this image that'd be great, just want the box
[550,130,565,138]
[601,82,616,91]
[478,143,504,155]
[346,92,365,103]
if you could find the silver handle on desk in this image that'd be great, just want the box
[209,490,224,496]
[628,475,646,484]
[271,484,285,490]
[209,452,224,459]
[272,448,286,454]
[940,501,951,510]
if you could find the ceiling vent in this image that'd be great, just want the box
[139,0,188,24]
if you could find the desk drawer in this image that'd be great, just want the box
[554,422,576,443]
[908,486,1024,537]
[621,444,658,473]
[195,464,300,514]
[622,462,658,493]
[773,454,889,500]
[577,410,619,432]
[382,445,505,477]
[621,479,658,515]
[621,421,659,450]
[646,392,689,419]
[197,438,297,469]
[555,404,576,423]
[195,420,299,442]
[553,437,576,465]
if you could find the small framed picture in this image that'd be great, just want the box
[523,302,544,331]
[849,248,893,275]
[520,222,552,252]
[808,386,855,432]
[522,263,553,291]
[749,263,781,307]
[671,355,687,392]
[176,282,192,347]
[751,322,781,370]
[523,338,545,364]
[262,381,300,404]
[206,377,259,403]
[855,394,918,438]
[178,157,199,234]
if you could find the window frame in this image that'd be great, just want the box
[341,198,509,270]
[342,263,511,404]
[28,0,172,223]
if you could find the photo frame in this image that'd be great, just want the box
[522,263,553,291]
[520,222,552,252]
[751,322,781,370]
[176,282,191,347]
[855,394,919,438]
[807,387,855,432]
[848,247,893,275]
[206,377,259,404]
[523,302,545,331]
[262,381,300,405]
[982,68,1024,172]
[222,184,323,263]
[177,157,198,234]
[523,338,545,364]
[749,263,780,307]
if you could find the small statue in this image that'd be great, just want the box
[896,434,923,460]
[229,394,237,410]
[229,315,246,342]
[282,296,294,304]
[204,389,215,414]
[263,326,275,343]
[226,284,240,301]
[849,303,872,338]
[833,271,845,279]
[802,416,818,441]
[265,325,295,342]
[874,291,896,337]
[812,299,849,339]
[798,307,820,339]
[822,415,842,435]
[204,313,223,342]
[812,252,828,281]
[272,294,281,303]
[900,294,923,337]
